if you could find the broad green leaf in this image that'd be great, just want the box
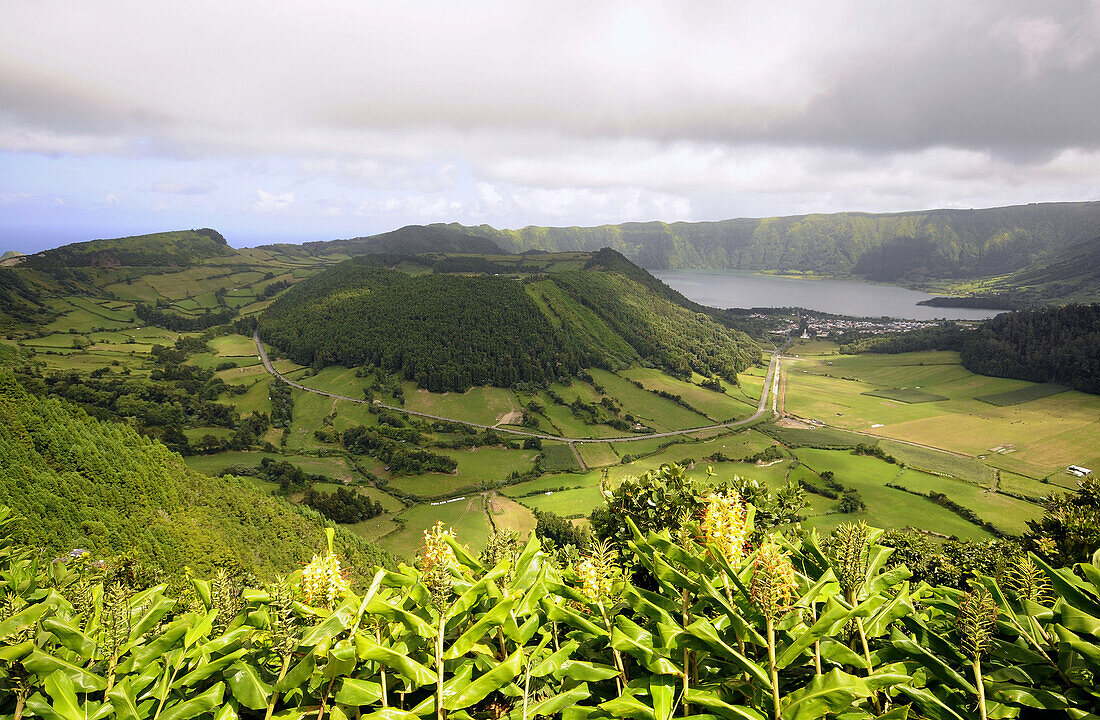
[650,675,676,720]
[444,648,523,710]
[354,635,436,687]
[531,639,580,678]
[542,599,607,637]
[275,652,317,692]
[985,681,1067,710]
[612,617,680,676]
[776,597,850,669]
[892,685,966,720]
[444,597,515,658]
[1033,554,1100,618]
[555,659,622,682]
[183,609,218,648]
[504,682,590,720]
[43,670,83,720]
[1060,603,1100,638]
[364,595,433,637]
[300,596,359,647]
[683,688,766,720]
[0,600,50,641]
[108,678,156,720]
[175,648,247,687]
[335,677,383,706]
[126,595,175,644]
[780,669,871,720]
[159,681,226,720]
[686,617,772,689]
[226,662,272,711]
[599,693,656,720]
[360,709,421,720]
[22,647,107,692]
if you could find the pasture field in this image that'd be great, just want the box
[622,367,754,421]
[577,442,619,467]
[977,384,1069,406]
[183,451,362,484]
[401,383,525,427]
[311,482,406,513]
[533,398,624,439]
[877,440,996,487]
[541,443,583,472]
[222,376,272,415]
[737,371,765,404]
[501,473,600,498]
[487,493,537,537]
[588,369,712,432]
[795,449,994,540]
[386,498,492,557]
[285,392,345,450]
[387,447,538,498]
[760,422,864,449]
[862,388,948,403]
[184,427,233,442]
[997,471,1059,501]
[891,468,1044,536]
[783,350,1100,478]
[297,366,365,397]
[518,485,606,518]
[210,334,259,356]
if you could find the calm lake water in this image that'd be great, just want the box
[652,270,1002,320]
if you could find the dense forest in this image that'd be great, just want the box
[841,304,1100,394]
[960,304,1100,394]
[259,262,590,391]
[22,228,232,268]
[259,251,759,392]
[0,371,390,576]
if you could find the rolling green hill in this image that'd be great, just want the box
[258,250,760,392]
[23,228,235,268]
[0,369,390,576]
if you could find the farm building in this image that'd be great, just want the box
[1068,465,1093,477]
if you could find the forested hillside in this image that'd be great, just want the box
[386,202,1100,281]
[258,251,760,391]
[960,304,1100,394]
[0,370,390,576]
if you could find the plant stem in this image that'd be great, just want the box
[377,623,388,708]
[973,658,987,720]
[598,600,627,693]
[152,661,182,720]
[265,654,292,720]
[682,587,691,717]
[810,604,821,676]
[436,612,446,720]
[766,617,780,720]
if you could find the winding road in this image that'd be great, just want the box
[254,331,780,444]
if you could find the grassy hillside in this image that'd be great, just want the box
[23,228,234,268]
[0,370,390,576]
[258,250,760,391]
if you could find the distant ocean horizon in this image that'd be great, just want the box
[653,269,1002,321]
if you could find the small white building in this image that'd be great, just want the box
[1068,465,1092,477]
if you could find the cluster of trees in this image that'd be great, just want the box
[341,424,457,476]
[268,377,293,428]
[300,486,384,524]
[135,302,236,331]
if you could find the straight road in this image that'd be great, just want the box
[254,331,780,444]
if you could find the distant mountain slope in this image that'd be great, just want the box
[258,250,760,391]
[379,202,1100,281]
[0,370,390,576]
[268,224,504,257]
[24,228,234,268]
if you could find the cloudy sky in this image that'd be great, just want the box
[2,0,1099,251]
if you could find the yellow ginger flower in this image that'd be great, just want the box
[749,539,799,621]
[575,539,618,603]
[419,522,462,608]
[701,492,749,565]
[300,553,348,608]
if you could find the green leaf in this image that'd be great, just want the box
[0,600,50,641]
[300,596,359,647]
[686,617,772,689]
[780,669,871,720]
[612,617,680,676]
[184,609,218,648]
[22,647,107,693]
[159,681,226,720]
[43,670,83,720]
[776,597,850,669]
[555,659,621,682]
[650,675,676,720]
[985,681,1067,710]
[1033,554,1100,618]
[226,662,272,711]
[335,677,383,706]
[175,647,248,687]
[599,693,656,720]
[504,683,591,720]
[275,652,317,692]
[443,647,523,710]
[542,598,607,637]
[108,678,156,720]
[445,597,515,659]
[354,635,436,687]
[892,685,966,720]
[683,688,766,720]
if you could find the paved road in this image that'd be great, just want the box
[254,331,780,444]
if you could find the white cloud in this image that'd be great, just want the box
[254,189,295,213]
[150,180,213,195]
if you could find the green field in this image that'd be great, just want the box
[577,442,619,467]
[542,443,583,472]
[387,447,539,498]
[862,388,948,403]
[385,497,493,558]
[877,440,996,487]
[518,485,606,518]
[976,384,1069,406]
[795,449,994,539]
[588,369,712,432]
[621,367,753,421]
